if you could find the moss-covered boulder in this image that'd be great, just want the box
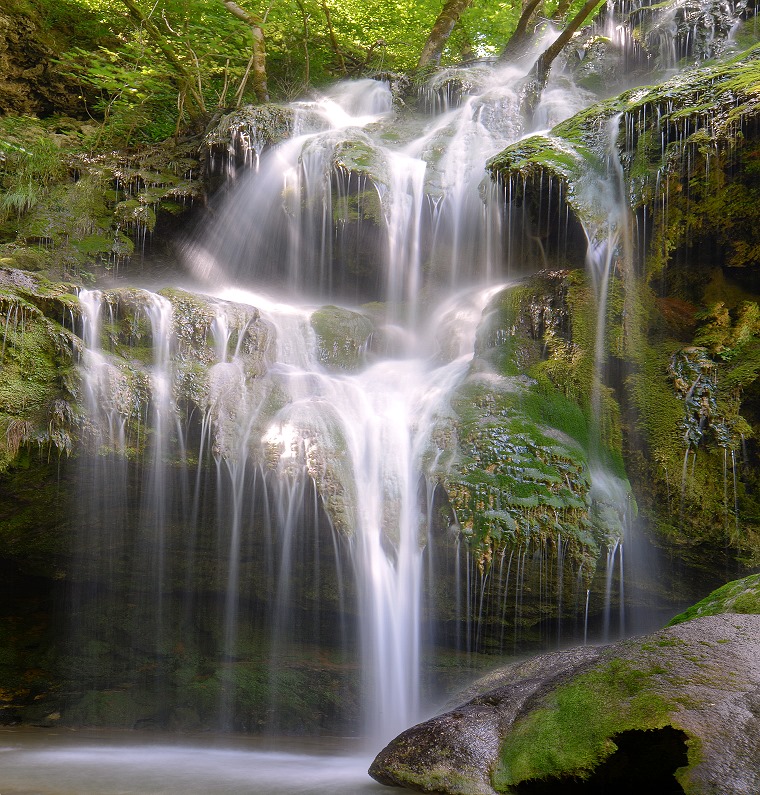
[370,612,760,794]
[310,304,373,372]
[205,103,313,166]
[668,573,760,625]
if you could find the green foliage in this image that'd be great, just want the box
[21,0,576,148]
[0,105,202,279]
[57,43,180,144]
[0,117,69,221]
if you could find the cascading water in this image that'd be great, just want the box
[74,278,513,744]
[65,0,753,754]
[70,58,605,747]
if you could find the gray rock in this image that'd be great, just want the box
[369,614,760,794]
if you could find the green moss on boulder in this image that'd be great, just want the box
[371,614,760,795]
[310,304,373,372]
[668,573,760,625]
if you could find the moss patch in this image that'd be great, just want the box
[494,657,674,789]
[668,573,760,625]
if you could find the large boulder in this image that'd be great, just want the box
[370,583,760,794]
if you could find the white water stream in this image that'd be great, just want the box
[0,731,385,794]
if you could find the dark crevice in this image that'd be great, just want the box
[513,726,689,794]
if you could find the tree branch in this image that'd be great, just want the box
[531,0,605,88]
[498,0,544,63]
[321,1,347,75]
[118,0,207,115]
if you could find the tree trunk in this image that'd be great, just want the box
[498,0,544,63]
[322,1,347,74]
[531,0,605,88]
[417,0,474,70]
[118,0,207,115]
[220,0,269,103]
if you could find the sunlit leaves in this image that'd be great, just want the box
[35,0,538,143]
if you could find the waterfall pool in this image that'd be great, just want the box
[0,729,387,794]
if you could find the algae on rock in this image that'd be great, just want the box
[431,272,631,590]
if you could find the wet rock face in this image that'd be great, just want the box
[0,8,84,116]
[370,611,760,795]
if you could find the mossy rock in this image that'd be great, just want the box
[370,613,760,794]
[310,304,373,372]
[486,48,760,564]
[668,573,760,625]
[0,268,79,474]
[1,114,203,280]
[435,272,630,576]
[626,280,760,561]
[205,103,304,160]
[64,688,161,729]
[332,130,391,189]
[488,46,760,254]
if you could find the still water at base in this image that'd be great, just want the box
[0,730,387,794]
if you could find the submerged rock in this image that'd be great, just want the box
[370,611,760,794]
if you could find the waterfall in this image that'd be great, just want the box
[75,278,510,743]
[69,9,727,741]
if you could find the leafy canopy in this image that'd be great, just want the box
[27,0,558,143]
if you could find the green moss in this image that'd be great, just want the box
[624,270,760,556]
[66,689,154,727]
[493,658,673,789]
[310,305,373,372]
[159,287,218,364]
[334,187,383,225]
[668,573,760,625]
[437,272,632,575]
